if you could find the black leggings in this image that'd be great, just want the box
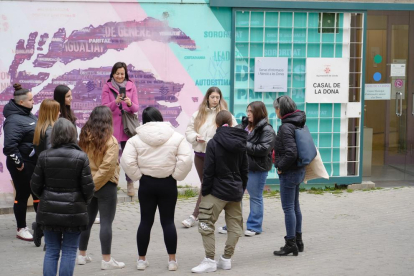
[6,158,38,229]
[137,175,178,256]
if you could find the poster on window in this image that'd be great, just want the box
[254,57,288,92]
[305,58,349,103]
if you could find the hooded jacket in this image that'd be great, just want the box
[120,122,193,181]
[202,126,249,202]
[274,110,307,172]
[237,116,276,172]
[30,143,95,232]
[3,99,38,168]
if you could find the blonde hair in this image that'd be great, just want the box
[194,87,229,132]
[33,99,60,146]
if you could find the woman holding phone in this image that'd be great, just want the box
[102,62,139,196]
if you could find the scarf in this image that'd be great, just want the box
[111,78,127,92]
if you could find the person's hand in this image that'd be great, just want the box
[196,136,205,143]
[277,169,282,174]
[124,96,132,107]
[17,163,24,171]
[115,93,123,104]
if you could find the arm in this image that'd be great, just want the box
[3,120,24,169]
[120,139,142,181]
[101,84,119,112]
[123,82,139,113]
[185,112,199,146]
[30,154,45,198]
[93,141,119,190]
[277,126,298,172]
[172,137,193,181]
[246,126,276,157]
[241,151,249,191]
[201,141,215,196]
[80,157,95,204]
[45,127,52,150]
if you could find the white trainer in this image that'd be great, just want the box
[77,255,92,265]
[217,255,231,270]
[244,229,257,237]
[182,215,198,228]
[168,260,178,271]
[94,218,100,224]
[137,259,149,270]
[16,227,33,241]
[218,226,227,234]
[191,258,217,273]
[101,257,125,270]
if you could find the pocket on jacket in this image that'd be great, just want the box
[198,201,214,221]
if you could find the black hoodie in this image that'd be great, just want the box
[274,110,307,172]
[3,99,38,168]
[202,126,249,202]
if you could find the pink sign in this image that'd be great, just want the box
[394,79,404,88]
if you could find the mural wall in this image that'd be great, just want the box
[0,0,232,193]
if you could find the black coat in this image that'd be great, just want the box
[3,100,37,168]
[31,143,95,232]
[237,117,276,172]
[202,126,249,202]
[34,126,52,157]
[274,111,306,172]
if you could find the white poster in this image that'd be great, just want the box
[254,57,288,92]
[390,64,406,77]
[365,83,391,100]
[305,58,350,103]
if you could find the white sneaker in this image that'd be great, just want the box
[191,258,217,273]
[77,255,92,265]
[244,229,257,237]
[217,255,231,270]
[101,257,125,270]
[94,218,100,224]
[182,215,198,228]
[218,226,227,234]
[168,260,178,271]
[16,227,33,241]
[137,259,149,270]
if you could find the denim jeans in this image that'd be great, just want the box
[43,230,81,276]
[279,168,306,239]
[246,171,269,233]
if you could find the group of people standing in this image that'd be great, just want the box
[3,61,308,275]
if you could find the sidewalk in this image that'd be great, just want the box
[0,187,413,275]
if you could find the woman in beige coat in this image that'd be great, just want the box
[120,107,192,271]
[77,106,125,270]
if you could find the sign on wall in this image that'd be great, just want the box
[254,57,288,92]
[305,58,350,103]
[365,83,391,100]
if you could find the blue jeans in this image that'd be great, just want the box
[43,230,81,276]
[279,168,306,239]
[246,171,268,233]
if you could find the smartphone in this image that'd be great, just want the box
[119,87,126,99]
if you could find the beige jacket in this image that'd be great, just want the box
[120,122,192,181]
[86,135,120,191]
[185,108,237,153]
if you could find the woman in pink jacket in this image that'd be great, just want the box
[101,62,139,196]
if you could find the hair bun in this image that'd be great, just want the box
[13,83,22,91]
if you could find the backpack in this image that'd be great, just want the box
[295,125,317,167]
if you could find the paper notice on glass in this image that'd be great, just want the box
[390,64,406,77]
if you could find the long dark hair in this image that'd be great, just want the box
[247,101,268,129]
[108,62,129,82]
[142,107,163,124]
[53,85,76,124]
[79,106,113,163]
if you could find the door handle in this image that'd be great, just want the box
[396,92,403,117]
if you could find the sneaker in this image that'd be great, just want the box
[182,215,198,228]
[32,222,42,247]
[168,260,178,271]
[191,258,217,273]
[244,229,258,237]
[127,181,135,197]
[218,226,227,234]
[77,255,92,265]
[94,218,100,224]
[137,259,149,270]
[217,255,231,270]
[101,257,125,270]
[16,227,33,241]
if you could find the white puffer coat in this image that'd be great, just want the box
[120,122,193,181]
[186,108,237,153]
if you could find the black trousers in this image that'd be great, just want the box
[137,175,178,256]
[6,158,38,229]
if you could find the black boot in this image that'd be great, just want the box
[273,237,299,256]
[296,232,304,252]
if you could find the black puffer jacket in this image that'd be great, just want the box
[34,126,52,157]
[274,110,306,172]
[237,116,276,172]
[202,126,249,202]
[3,100,37,168]
[31,143,95,232]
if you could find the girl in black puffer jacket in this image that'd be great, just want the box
[31,118,94,276]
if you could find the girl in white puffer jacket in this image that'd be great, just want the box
[120,107,192,272]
